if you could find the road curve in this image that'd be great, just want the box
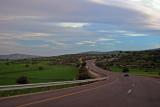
[0,60,160,107]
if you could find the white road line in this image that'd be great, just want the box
[128,89,132,94]
[132,84,135,87]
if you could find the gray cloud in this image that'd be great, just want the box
[0,0,160,55]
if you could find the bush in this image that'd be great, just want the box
[25,64,29,68]
[76,63,80,68]
[122,67,129,73]
[78,72,91,80]
[81,62,86,67]
[145,69,148,72]
[38,66,44,70]
[5,62,10,66]
[78,65,91,80]
[158,72,160,76]
[79,66,88,73]
[16,76,29,84]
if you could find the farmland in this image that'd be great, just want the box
[0,60,78,85]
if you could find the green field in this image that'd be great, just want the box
[0,61,78,85]
[110,66,160,77]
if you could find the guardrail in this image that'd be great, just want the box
[0,77,107,91]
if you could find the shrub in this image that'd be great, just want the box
[5,62,10,66]
[81,62,86,67]
[38,66,44,70]
[16,76,29,84]
[78,65,91,80]
[25,64,29,68]
[78,72,91,80]
[122,67,129,73]
[76,63,80,68]
[158,72,160,76]
[145,69,148,72]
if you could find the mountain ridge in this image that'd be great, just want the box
[0,48,159,59]
[0,53,39,60]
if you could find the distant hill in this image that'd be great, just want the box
[78,51,106,55]
[0,48,159,60]
[78,48,160,55]
[0,54,40,60]
[78,51,122,55]
[144,48,160,52]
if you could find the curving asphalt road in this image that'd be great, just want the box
[0,60,160,107]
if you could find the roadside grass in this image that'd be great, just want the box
[109,66,160,77]
[0,61,78,85]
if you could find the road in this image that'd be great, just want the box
[0,60,160,107]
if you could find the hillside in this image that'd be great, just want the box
[0,54,39,60]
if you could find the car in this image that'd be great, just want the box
[123,73,129,77]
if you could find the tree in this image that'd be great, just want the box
[16,76,29,84]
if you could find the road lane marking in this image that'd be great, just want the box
[132,84,135,87]
[17,84,106,107]
[127,89,132,94]
[17,79,118,107]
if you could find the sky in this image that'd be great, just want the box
[0,0,160,56]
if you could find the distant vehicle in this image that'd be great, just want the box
[123,73,129,77]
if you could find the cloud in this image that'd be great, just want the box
[96,29,149,37]
[97,38,115,41]
[125,33,147,37]
[114,30,130,33]
[76,41,96,46]
[47,40,70,48]
[90,44,96,47]
[21,33,52,39]
[27,44,50,48]
[76,37,116,47]
[56,22,89,28]
[89,0,160,14]
[89,0,160,29]
[97,30,110,33]
[0,0,160,55]
[152,43,160,48]
[0,32,53,40]
[0,16,41,21]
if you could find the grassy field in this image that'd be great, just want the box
[0,61,78,85]
[110,66,160,77]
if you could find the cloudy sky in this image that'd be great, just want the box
[0,0,160,56]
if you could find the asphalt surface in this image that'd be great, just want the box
[0,60,160,107]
